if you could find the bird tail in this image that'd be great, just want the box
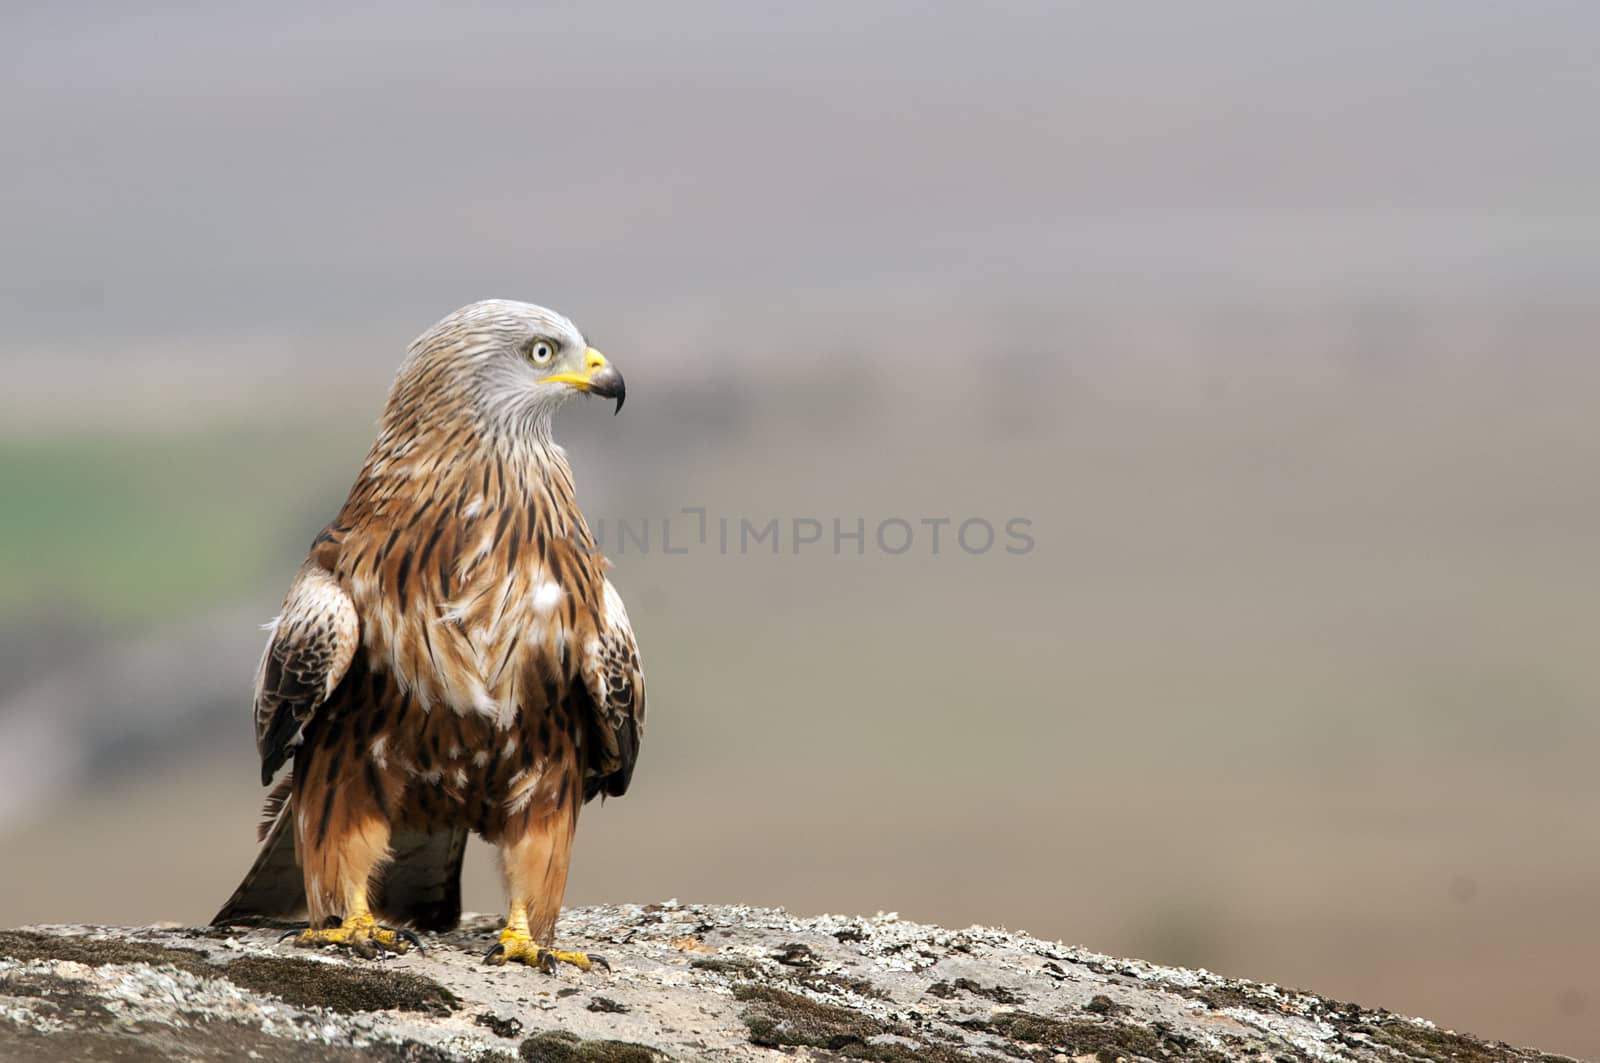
[211,772,469,932]
[373,826,468,932]
[211,774,305,926]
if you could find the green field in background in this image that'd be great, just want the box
[0,428,360,621]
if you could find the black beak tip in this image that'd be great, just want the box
[591,367,625,414]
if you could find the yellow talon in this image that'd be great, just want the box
[291,913,418,958]
[543,948,598,971]
[483,929,607,973]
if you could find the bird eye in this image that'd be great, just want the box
[529,340,556,365]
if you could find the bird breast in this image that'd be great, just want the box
[334,438,603,731]
[341,518,595,734]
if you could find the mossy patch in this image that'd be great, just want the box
[925,977,1022,1004]
[735,985,983,1063]
[518,1030,663,1062]
[794,968,891,1001]
[983,1010,1079,1047]
[979,1010,1234,1063]
[737,983,883,1050]
[1196,985,1261,1011]
[689,955,761,976]
[0,931,457,1016]
[222,956,458,1015]
[0,969,397,1063]
[1355,1019,1578,1063]
[773,942,818,966]
[691,950,888,1001]
[1192,980,1370,1027]
[1084,994,1127,1016]
[0,930,208,970]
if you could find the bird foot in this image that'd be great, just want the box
[482,930,607,973]
[283,913,420,959]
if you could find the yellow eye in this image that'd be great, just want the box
[530,340,556,365]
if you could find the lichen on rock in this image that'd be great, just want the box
[0,905,1579,1062]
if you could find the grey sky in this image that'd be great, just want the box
[4,2,1598,355]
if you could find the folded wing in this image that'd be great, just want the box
[255,561,360,784]
[580,578,646,799]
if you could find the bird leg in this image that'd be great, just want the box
[483,804,604,973]
[289,740,416,958]
[290,896,418,958]
[481,899,606,972]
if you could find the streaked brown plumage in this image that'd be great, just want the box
[213,300,643,965]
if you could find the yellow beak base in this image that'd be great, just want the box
[539,348,610,390]
[541,348,625,413]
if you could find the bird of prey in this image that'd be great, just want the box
[212,300,644,972]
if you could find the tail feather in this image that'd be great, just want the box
[373,827,468,932]
[212,777,305,926]
[213,771,468,932]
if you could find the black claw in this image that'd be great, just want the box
[277,927,305,944]
[536,949,558,975]
[483,942,506,965]
[590,954,611,972]
[395,928,423,952]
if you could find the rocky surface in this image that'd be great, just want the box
[0,904,1579,1062]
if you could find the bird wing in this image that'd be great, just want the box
[580,577,645,799]
[254,560,360,785]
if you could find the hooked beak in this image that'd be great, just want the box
[541,348,626,414]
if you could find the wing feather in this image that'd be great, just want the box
[579,577,645,799]
[255,561,359,784]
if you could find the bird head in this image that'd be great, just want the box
[397,299,626,443]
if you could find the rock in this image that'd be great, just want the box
[0,904,1576,1061]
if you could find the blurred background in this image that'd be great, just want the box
[3,1,1599,1056]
